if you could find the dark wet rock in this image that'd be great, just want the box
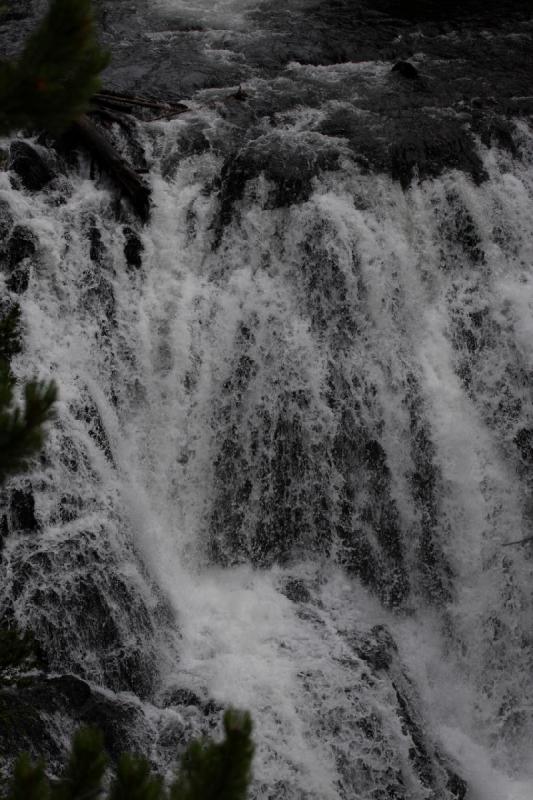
[73,397,114,462]
[215,132,339,240]
[6,225,36,273]
[390,123,486,189]
[475,116,519,157]
[163,687,223,720]
[514,428,533,465]
[55,494,83,524]
[0,673,149,769]
[439,200,485,267]
[9,141,54,192]
[342,623,468,797]
[299,234,358,346]
[123,226,143,269]
[281,577,312,604]
[88,224,105,263]
[447,772,468,799]
[351,625,398,672]
[405,379,454,605]
[392,61,419,79]
[333,405,410,609]
[4,521,162,700]
[164,687,204,708]
[10,483,39,533]
[0,301,23,368]
[1,225,36,295]
[0,513,9,553]
[0,201,13,241]
[209,389,332,568]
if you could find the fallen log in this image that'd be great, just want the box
[92,91,189,117]
[71,114,151,221]
[502,535,533,547]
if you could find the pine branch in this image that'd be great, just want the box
[0,370,57,483]
[7,755,50,800]
[171,710,254,800]
[5,711,254,800]
[109,755,165,800]
[0,0,109,134]
[52,728,107,800]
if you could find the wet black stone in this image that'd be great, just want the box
[394,684,435,788]
[352,625,398,672]
[10,485,39,533]
[0,674,148,768]
[0,513,8,552]
[7,226,35,270]
[74,399,114,462]
[514,428,533,465]
[9,141,54,193]
[390,124,487,190]
[88,225,105,263]
[6,266,29,294]
[392,61,419,79]
[476,117,519,157]
[165,687,204,708]
[3,226,36,294]
[282,577,312,604]
[447,772,468,799]
[123,226,143,269]
[215,134,339,242]
[57,494,83,524]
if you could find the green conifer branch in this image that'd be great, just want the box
[109,755,165,800]
[0,0,109,134]
[52,728,107,800]
[171,710,254,800]
[0,373,57,483]
[7,755,50,800]
[2,712,254,800]
[0,306,57,483]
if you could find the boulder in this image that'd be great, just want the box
[9,141,54,192]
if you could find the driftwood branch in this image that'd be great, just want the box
[502,535,533,547]
[92,91,189,117]
[62,91,189,221]
[71,114,151,221]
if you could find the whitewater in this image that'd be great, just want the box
[1,1,533,798]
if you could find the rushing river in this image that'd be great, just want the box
[1,1,533,798]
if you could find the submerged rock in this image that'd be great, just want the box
[0,673,150,772]
[9,141,54,193]
[392,61,420,80]
[9,483,39,533]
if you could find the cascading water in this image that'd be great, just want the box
[1,1,533,798]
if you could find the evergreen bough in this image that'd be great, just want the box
[0,0,109,134]
[0,306,56,483]
[2,712,254,800]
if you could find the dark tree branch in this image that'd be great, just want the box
[71,113,151,221]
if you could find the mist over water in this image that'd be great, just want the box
[2,1,533,797]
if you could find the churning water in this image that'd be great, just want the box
[1,3,533,797]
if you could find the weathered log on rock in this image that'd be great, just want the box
[71,114,151,221]
[92,91,189,118]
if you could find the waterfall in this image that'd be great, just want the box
[1,1,533,797]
